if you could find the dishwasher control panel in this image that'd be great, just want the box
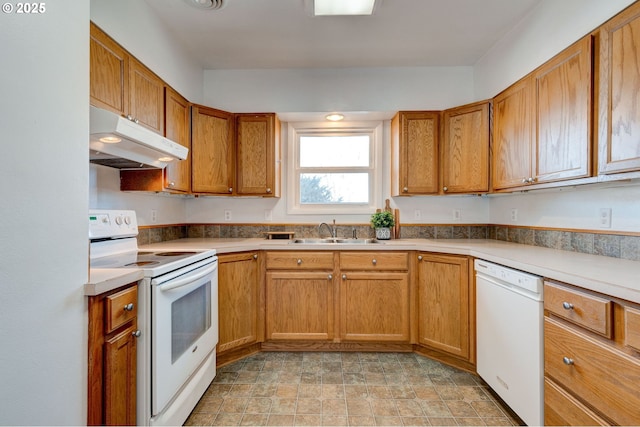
[475,259,542,295]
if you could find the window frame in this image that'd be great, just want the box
[287,120,383,215]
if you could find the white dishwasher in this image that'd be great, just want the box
[475,259,543,426]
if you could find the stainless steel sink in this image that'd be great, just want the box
[291,238,383,244]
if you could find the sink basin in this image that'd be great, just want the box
[291,238,383,244]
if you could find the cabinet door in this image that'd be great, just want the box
[218,252,261,353]
[442,101,490,193]
[90,22,128,115]
[534,35,593,183]
[417,253,470,359]
[164,87,191,193]
[104,322,137,426]
[340,272,410,342]
[128,58,164,134]
[391,112,439,195]
[191,105,235,194]
[266,271,335,341]
[236,114,280,197]
[492,77,533,190]
[598,2,640,175]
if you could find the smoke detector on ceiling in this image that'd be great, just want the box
[183,0,228,10]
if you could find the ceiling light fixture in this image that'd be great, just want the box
[325,113,345,121]
[314,0,376,16]
[183,0,228,11]
[99,136,121,144]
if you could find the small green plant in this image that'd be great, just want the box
[370,210,395,228]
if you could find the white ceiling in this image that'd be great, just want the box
[144,0,541,70]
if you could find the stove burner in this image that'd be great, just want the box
[125,261,161,267]
[155,251,198,256]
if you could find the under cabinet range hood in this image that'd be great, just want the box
[89,106,188,169]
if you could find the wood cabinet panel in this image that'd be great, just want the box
[391,111,439,195]
[90,22,128,115]
[128,58,164,134]
[492,77,533,190]
[266,271,335,341]
[417,253,470,359]
[339,251,408,271]
[236,114,280,197]
[218,252,261,353]
[265,251,334,270]
[105,286,137,334]
[442,101,490,193]
[545,316,640,426]
[104,323,137,426]
[544,378,608,426]
[544,280,612,338]
[624,306,640,352]
[534,36,593,183]
[340,272,410,342]
[191,105,235,194]
[598,1,640,175]
[164,87,191,193]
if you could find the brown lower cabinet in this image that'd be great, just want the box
[88,283,139,426]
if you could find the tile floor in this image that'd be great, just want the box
[185,352,522,426]
[185,352,519,426]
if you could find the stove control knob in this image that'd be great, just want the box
[115,216,123,225]
[124,216,131,225]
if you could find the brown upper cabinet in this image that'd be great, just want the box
[236,113,281,197]
[90,23,164,135]
[493,35,593,191]
[191,104,235,195]
[442,101,490,194]
[391,111,440,195]
[598,2,640,177]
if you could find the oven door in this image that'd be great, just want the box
[151,257,218,416]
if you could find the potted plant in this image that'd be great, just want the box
[370,211,395,240]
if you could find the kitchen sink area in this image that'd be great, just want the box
[290,238,384,244]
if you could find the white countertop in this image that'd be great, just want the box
[88,237,640,302]
[85,268,144,296]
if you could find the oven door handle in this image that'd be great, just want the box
[157,263,217,292]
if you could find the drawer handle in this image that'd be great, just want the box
[253,254,258,260]
[418,255,423,261]
[124,303,134,311]
[297,259,302,265]
[563,356,574,366]
[562,302,574,310]
[132,330,141,338]
[372,259,377,265]
[328,274,333,280]
[342,274,347,280]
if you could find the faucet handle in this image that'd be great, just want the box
[352,227,357,239]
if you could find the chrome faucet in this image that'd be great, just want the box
[318,219,337,238]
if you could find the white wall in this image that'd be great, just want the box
[90,0,204,103]
[0,2,89,424]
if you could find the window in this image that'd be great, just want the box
[287,121,382,214]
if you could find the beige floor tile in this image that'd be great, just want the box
[294,414,322,426]
[427,416,457,425]
[251,383,277,397]
[245,397,272,414]
[445,401,478,417]
[213,412,242,426]
[456,416,487,426]
[322,415,349,426]
[228,384,254,397]
[184,413,215,426]
[219,397,248,413]
[471,400,507,418]
[400,416,429,426]
[348,415,375,426]
[296,398,322,414]
[368,385,392,399]
[265,414,294,426]
[370,398,398,416]
[344,384,369,399]
[270,397,296,414]
[239,413,267,426]
[346,398,373,416]
[420,401,452,418]
[389,384,416,399]
[395,400,424,417]
[297,383,322,398]
[275,384,298,398]
[323,384,346,398]
[322,399,347,416]
[412,386,440,401]
[374,415,403,426]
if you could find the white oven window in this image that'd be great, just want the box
[171,282,211,363]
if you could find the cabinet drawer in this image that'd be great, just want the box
[339,252,408,270]
[545,317,640,426]
[544,281,612,337]
[265,252,334,270]
[105,286,138,334]
[544,377,608,426]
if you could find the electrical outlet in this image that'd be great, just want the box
[224,210,232,221]
[414,209,421,220]
[510,208,518,222]
[264,209,273,221]
[452,209,461,221]
[599,208,612,228]
[151,209,157,223]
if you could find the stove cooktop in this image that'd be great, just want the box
[90,249,216,277]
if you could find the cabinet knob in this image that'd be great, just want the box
[228,187,233,193]
[418,255,423,261]
[124,303,134,312]
[563,356,574,366]
[372,259,377,265]
[443,186,448,192]
[266,188,272,193]
[134,118,139,124]
[528,177,536,183]
[126,114,133,121]
[168,181,175,187]
[297,259,302,265]
[328,274,333,280]
[521,178,528,184]
[132,330,141,338]
[562,302,574,310]
[253,254,258,260]
[342,274,347,280]
[402,187,408,192]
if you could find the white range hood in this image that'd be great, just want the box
[89,106,188,169]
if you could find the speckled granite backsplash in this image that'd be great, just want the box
[136,224,640,261]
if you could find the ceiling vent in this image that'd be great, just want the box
[183,0,228,10]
